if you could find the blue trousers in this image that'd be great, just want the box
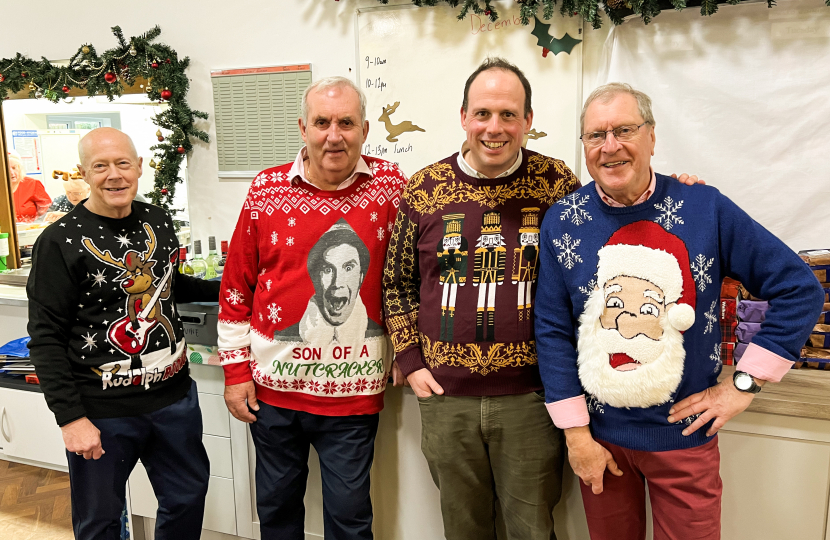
[249,402,379,540]
[66,380,210,540]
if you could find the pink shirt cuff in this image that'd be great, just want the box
[735,342,794,383]
[546,395,590,429]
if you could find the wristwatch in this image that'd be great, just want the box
[732,370,762,394]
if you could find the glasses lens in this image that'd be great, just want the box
[582,132,606,147]
[614,125,639,141]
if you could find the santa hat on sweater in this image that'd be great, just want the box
[596,220,696,331]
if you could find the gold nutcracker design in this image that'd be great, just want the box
[512,208,541,327]
[437,214,468,341]
[474,211,507,342]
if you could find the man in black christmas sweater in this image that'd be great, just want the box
[27,127,220,540]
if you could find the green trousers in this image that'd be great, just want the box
[418,392,565,540]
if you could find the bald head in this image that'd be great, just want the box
[78,127,139,169]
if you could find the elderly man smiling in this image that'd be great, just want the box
[534,83,823,540]
[218,76,407,540]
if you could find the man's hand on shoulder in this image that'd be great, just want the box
[61,417,104,460]
[564,426,623,495]
[671,173,705,186]
[406,368,444,398]
[667,377,759,437]
[224,380,259,423]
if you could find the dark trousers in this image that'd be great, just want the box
[249,402,379,540]
[419,392,565,540]
[66,380,210,540]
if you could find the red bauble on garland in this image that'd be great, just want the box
[160,89,172,100]
[176,146,185,154]
[62,85,70,93]
[20,72,27,78]
[151,62,159,69]
[161,188,168,195]
[0,75,4,82]
[104,72,117,83]
[158,136,164,142]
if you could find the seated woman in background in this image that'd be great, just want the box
[8,153,51,222]
[44,177,90,223]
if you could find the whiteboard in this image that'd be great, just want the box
[357,2,583,178]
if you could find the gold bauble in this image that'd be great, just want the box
[149,159,157,169]
[156,129,162,138]
[82,46,90,54]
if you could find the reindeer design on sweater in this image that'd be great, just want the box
[83,223,176,369]
[378,102,425,143]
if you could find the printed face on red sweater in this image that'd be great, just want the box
[315,244,365,326]
[582,93,655,202]
[78,128,142,219]
[299,85,369,188]
[460,69,532,178]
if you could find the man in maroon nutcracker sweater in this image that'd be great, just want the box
[218,77,407,540]
[383,58,702,540]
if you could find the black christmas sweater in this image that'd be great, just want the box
[27,201,220,426]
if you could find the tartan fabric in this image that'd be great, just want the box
[720,342,735,366]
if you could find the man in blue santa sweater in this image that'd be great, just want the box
[535,82,824,540]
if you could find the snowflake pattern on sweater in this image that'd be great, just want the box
[218,154,407,416]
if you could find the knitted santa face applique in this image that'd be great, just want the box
[577,221,696,408]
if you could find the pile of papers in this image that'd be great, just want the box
[0,337,34,374]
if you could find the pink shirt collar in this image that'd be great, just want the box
[595,169,657,207]
[286,147,372,190]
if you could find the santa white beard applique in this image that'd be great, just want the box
[576,221,696,409]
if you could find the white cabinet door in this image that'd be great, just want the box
[0,387,66,468]
[129,461,237,536]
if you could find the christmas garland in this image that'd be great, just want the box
[0,26,208,215]
[376,0,829,28]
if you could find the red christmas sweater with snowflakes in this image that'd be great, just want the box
[218,155,407,416]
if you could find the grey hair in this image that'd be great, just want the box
[301,76,367,126]
[77,127,138,167]
[580,83,655,133]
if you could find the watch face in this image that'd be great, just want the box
[735,373,752,391]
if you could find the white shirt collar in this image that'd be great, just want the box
[457,142,523,179]
[286,147,372,190]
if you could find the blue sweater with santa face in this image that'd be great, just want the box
[535,175,823,452]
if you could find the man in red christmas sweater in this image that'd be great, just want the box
[218,76,407,540]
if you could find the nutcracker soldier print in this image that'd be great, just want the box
[437,214,468,341]
[512,207,541,329]
[474,211,507,342]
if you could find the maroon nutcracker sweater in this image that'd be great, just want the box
[383,148,580,396]
[218,155,407,416]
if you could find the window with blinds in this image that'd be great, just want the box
[211,65,311,174]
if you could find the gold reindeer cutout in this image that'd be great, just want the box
[52,167,84,181]
[379,102,425,143]
[523,128,548,148]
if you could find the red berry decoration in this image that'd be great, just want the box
[20,72,27,78]
[177,146,185,154]
[0,75,5,82]
[165,58,171,64]
[151,62,158,69]
[161,188,168,195]
[104,72,117,83]
[62,85,70,93]
[485,9,491,15]
[160,89,172,101]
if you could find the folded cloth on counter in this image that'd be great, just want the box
[737,300,769,323]
[721,277,741,299]
[800,347,830,359]
[793,360,830,370]
[820,312,830,325]
[736,322,762,343]
[721,342,735,366]
[734,342,748,363]
[798,249,830,266]
[813,265,830,283]
[721,320,737,343]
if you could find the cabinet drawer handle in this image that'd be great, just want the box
[0,407,8,443]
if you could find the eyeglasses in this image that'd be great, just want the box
[580,123,649,148]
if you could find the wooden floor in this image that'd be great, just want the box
[0,459,74,539]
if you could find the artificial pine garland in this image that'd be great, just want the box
[375,0,827,28]
[0,26,208,215]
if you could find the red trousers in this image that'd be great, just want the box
[580,436,722,540]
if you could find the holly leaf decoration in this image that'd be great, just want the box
[530,16,582,56]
